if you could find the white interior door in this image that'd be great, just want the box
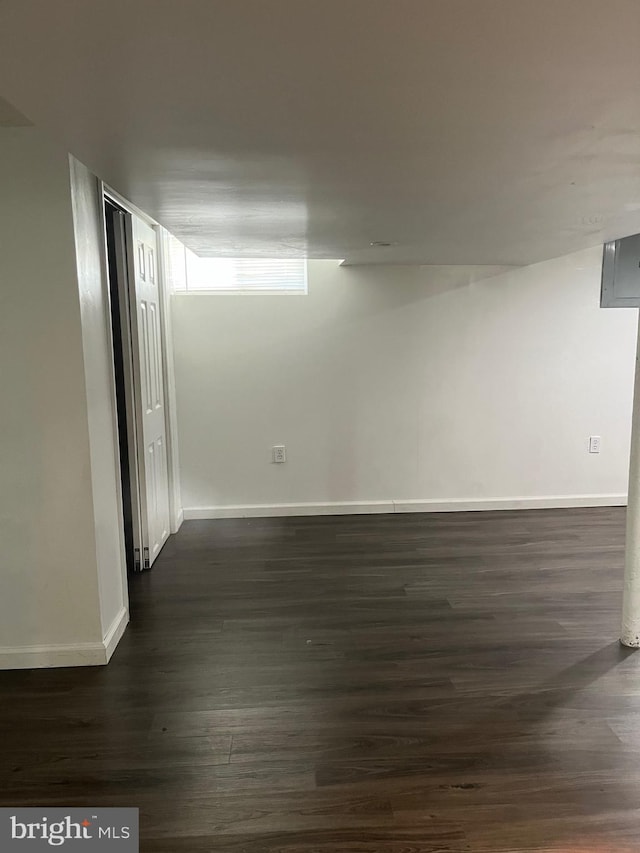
[128,215,170,567]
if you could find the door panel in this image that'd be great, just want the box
[129,216,170,567]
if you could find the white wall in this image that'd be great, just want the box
[0,129,102,663]
[172,247,638,516]
[0,129,127,667]
[69,156,128,643]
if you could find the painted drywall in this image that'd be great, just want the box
[69,156,128,640]
[172,248,638,516]
[0,129,128,667]
[0,129,103,659]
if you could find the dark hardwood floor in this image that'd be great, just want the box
[1,507,639,852]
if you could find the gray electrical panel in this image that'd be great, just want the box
[601,234,640,308]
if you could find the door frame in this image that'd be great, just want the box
[101,182,182,569]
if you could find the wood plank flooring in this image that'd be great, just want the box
[1,507,640,851]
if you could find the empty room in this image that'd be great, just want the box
[2,1,640,851]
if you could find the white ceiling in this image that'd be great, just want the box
[0,96,32,128]
[1,0,639,265]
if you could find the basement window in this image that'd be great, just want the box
[168,237,307,295]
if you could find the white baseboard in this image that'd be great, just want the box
[103,606,129,662]
[0,642,108,670]
[392,494,627,513]
[184,494,626,521]
[184,501,394,519]
[0,606,129,671]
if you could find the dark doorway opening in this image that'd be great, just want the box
[104,200,137,573]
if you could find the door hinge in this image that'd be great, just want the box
[143,547,150,570]
[134,548,141,572]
